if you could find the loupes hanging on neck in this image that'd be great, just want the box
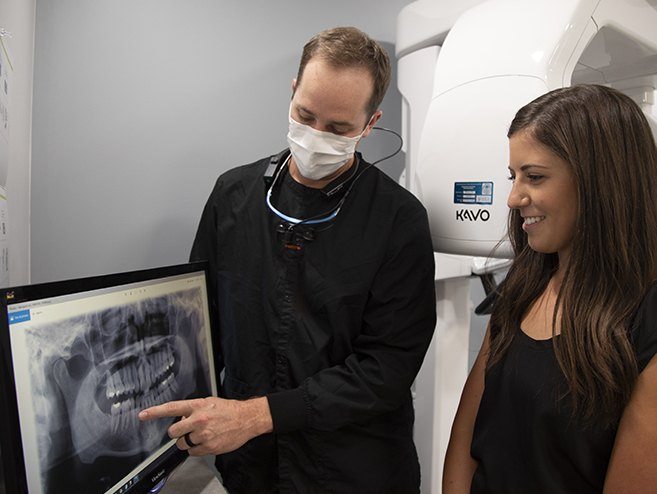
[275,221,315,252]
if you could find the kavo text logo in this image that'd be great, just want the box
[456,209,490,221]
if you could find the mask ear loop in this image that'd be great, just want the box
[369,126,404,166]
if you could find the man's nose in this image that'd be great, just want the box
[311,123,331,133]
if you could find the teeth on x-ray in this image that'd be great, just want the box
[23,288,210,491]
[101,344,183,437]
[103,346,176,402]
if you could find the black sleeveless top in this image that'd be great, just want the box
[470,284,657,493]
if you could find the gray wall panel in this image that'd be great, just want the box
[32,0,411,282]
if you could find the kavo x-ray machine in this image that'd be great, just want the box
[396,0,657,492]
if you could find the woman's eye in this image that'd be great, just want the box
[507,175,516,182]
[527,174,544,182]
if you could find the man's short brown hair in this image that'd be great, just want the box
[295,26,391,117]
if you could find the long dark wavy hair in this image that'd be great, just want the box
[489,84,657,426]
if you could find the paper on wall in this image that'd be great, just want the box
[0,185,8,287]
[0,35,10,188]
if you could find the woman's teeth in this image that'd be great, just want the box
[524,216,545,225]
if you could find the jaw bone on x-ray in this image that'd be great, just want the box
[24,288,211,494]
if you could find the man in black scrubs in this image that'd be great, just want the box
[140,26,436,493]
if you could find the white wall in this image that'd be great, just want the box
[31,0,412,283]
[0,0,35,286]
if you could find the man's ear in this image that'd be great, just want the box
[361,110,383,138]
[291,78,297,93]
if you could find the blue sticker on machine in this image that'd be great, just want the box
[454,182,493,204]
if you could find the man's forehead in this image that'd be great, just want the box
[294,61,372,119]
[299,58,374,88]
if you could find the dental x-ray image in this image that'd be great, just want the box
[22,288,212,494]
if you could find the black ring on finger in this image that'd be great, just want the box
[183,431,197,449]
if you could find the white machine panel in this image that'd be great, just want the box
[432,0,599,93]
[411,0,657,257]
[415,75,548,257]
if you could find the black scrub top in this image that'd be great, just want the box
[471,284,657,494]
[190,151,437,493]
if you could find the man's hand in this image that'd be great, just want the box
[138,396,273,456]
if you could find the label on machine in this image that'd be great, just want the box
[453,181,493,205]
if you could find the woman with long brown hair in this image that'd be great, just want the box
[443,84,657,493]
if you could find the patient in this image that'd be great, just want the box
[443,84,657,493]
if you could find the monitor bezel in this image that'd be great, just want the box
[0,261,217,494]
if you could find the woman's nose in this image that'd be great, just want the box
[507,183,530,209]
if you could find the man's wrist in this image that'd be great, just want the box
[242,396,273,436]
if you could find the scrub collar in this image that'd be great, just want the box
[265,153,355,225]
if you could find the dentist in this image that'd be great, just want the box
[140,26,436,494]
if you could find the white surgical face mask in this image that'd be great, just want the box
[286,109,370,181]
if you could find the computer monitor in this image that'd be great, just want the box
[0,262,218,494]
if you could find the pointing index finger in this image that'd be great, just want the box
[138,399,202,421]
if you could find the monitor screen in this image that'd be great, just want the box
[0,262,218,494]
